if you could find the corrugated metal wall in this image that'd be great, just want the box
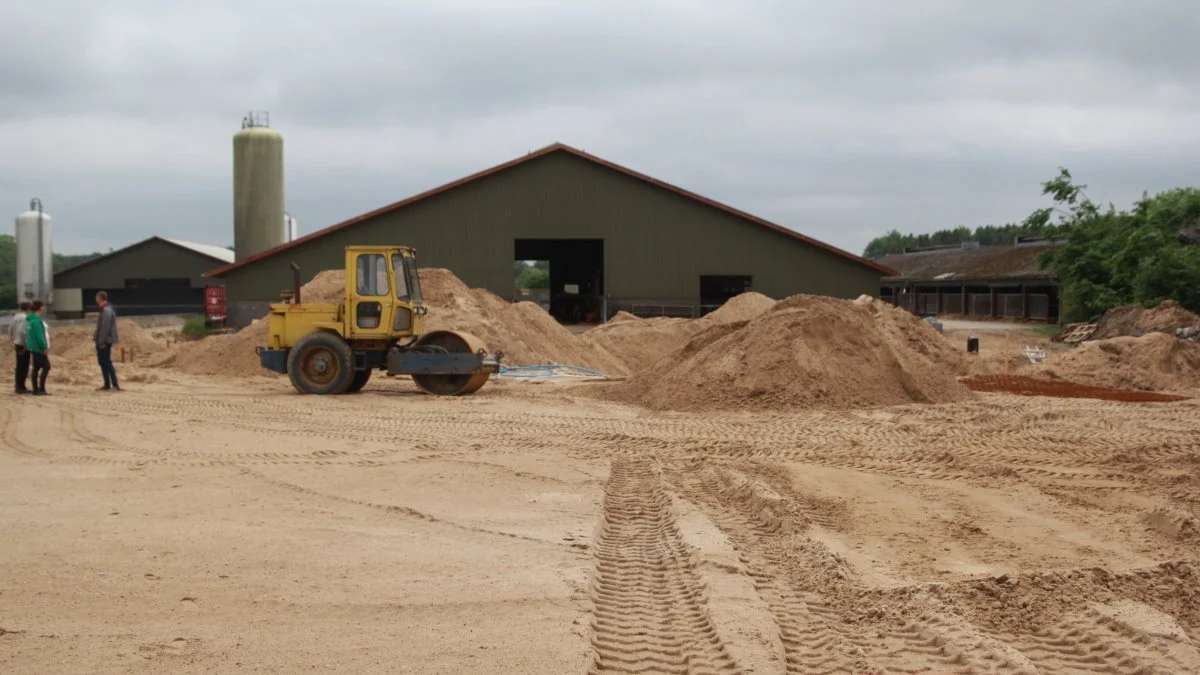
[56,240,224,290]
[220,151,882,312]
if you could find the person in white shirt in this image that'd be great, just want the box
[10,301,30,394]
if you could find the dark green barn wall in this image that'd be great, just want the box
[219,151,882,323]
[54,239,228,318]
[56,240,225,290]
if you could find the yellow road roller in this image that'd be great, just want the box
[255,245,502,395]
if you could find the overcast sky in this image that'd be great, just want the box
[3,1,1198,257]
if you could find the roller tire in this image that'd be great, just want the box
[287,331,355,395]
[410,330,491,396]
[345,368,372,394]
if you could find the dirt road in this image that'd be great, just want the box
[2,376,1199,673]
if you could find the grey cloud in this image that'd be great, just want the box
[1,1,1198,257]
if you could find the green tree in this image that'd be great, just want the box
[514,260,549,289]
[1033,169,1200,321]
[515,265,549,289]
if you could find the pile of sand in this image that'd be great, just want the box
[0,317,170,388]
[1090,300,1200,340]
[50,318,173,361]
[149,319,273,378]
[418,268,628,375]
[1038,333,1200,393]
[582,292,778,373]
[156,267,631,379]
[610,293,972,412]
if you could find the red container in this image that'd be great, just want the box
[204,285,227,321]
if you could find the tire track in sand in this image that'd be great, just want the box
[668,460,1031,674]
[0,405,46,458]
[587,456,742,675]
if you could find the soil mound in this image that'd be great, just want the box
[297,270,346,304]
[49,318,172,361]
[701,292,776,325]
[1091,301,1200,340]
[614,293,972,412]
[418,268,629,374]
[159,268,629,379]
[1038,333,1200,393]
[581,314,698,374]
[582,292,778,373]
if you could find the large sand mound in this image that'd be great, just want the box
[1090,300,1200,340]
[48,318,173,361]
[0,317,172,387]
[1039,332,1200,393]
[417,268,628,375]
[582,292,778,373]
[612,293,972,412]
[159,267,630,379]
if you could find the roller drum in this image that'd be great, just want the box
[410,330,493,396]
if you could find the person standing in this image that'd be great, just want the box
[10,301,31,394]
[25,299,51,396]
[94,291,120,391]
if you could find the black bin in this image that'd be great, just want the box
[966,335,979,353]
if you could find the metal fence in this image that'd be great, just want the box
[969,293,991,317]
[607,301,724,319]
[998,294,1023,318]
[887,290,1052,322]
[919,293,939,314]
[1028,294,1049,320]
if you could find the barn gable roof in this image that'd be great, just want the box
[204,142,896,277]
[54,235,234,279]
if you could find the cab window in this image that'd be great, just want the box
[356,254,388,296]
[404,255,423,305]
[391,254,409,300]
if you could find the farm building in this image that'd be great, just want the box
[205,142,895,327]
[53,236,232,319]
[878,238,1064,323]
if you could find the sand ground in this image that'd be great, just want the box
[3,371,1200,674]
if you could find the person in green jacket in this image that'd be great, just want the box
[24,299,51,396]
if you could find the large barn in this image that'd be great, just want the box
[53,236,233,319]
[205,143,896,327]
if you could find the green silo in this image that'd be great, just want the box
[232,111,285,261]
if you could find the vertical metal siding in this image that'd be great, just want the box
[55,240,226,290]
[223,152,881,304]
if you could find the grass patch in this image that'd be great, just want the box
[181,316,223,339]
[1031,325,1061,337]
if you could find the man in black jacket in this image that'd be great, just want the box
[94,291,120,391]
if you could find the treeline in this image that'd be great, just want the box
[0,234,103,309]
[863,222,1064,259]
[864,169,1200,322]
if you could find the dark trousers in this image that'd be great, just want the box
[30,352,50,392]
[97,344,119,389]
[14,345,30,391]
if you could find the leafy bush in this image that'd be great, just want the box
[1032,169,1200,322]
[181,316,212,338]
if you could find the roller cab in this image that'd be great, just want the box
[255,245,503,395]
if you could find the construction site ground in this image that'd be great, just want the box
[3,363,1200,674]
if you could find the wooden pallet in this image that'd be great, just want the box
[1054,322,1098,344]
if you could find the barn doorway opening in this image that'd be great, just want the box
[514,238,604,324]
[699,275,752,315]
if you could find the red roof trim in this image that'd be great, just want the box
[205,142,897,278]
